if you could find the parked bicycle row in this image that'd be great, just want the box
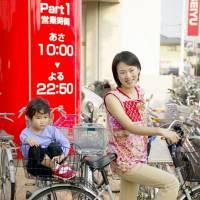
[2,113,200,199]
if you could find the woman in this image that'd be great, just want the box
[104,51,179,200]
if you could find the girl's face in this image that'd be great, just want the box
[117,62,140,88]
[29,111,50,132]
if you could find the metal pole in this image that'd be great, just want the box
[180,0,186,75]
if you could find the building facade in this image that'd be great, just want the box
[81,0,172,107]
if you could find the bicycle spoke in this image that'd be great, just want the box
[29,185,95,200]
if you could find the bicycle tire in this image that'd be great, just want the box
[0,148,15,200]
[28,184,96,200]
[0,147,2,177]
[179,184,200,200]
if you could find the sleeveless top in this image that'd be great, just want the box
[104,86,148,173]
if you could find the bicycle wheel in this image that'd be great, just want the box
[29,184,96,200]
[0,148,15,200]
[179,184,200,200]
[138,185,156,200]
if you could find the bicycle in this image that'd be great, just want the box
[142,120,200,200]
[0,112,17,200]
[26,148,117,200]
[23,118,200,200]
[21,114,114,200]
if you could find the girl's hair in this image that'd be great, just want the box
[25,97,50,119]
[112,51,141,87]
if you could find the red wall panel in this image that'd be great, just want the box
[0,0,80,144]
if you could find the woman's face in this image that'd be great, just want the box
[117,62,140,88]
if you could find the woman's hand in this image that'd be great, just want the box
[52,154,65,164]
[26,137,39,147]
[159,128,180,144]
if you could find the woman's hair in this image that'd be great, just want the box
[25,97,50,119]
[112,51,141,87]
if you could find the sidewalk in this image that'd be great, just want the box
[15,164,37,200]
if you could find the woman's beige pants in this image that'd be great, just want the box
[118,164,179,200]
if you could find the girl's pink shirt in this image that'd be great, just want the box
[104,86,148,173]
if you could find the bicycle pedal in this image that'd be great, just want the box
[26,191,32,199]
[112,174,120,180]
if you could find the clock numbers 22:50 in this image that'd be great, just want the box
[37,83,73,95]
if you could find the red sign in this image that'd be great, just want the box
[0,0,80,143]
[0,0,29,144]
[31,0,80,115]
[188,0,200,36]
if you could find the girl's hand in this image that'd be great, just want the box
[52,154,65,164]
[26,137,39,147]
[159,128,180,144]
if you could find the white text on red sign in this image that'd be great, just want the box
[40,3,70,15]
[188,0,199,36]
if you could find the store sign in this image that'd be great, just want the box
[0,0,80,144]
[187,0,199,36]
[31,0,80,114]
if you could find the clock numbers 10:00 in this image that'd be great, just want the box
[37,83,73,95]
[38,43,74,56]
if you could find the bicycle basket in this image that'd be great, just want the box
[177,105,192,119]
[21,143,82,181]
[181,138,200,182]
[164,103,179,123]
[73,123,108,155]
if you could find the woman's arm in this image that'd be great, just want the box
[105,94,179,141]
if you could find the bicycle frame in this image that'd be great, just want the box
[0,113,16,200]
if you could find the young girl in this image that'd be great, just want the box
[104,51,180,200]
[20,97,75,180]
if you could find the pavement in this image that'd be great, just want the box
[15,163,37,200]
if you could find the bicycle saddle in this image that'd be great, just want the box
[83,153,117,170]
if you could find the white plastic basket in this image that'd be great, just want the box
[72,123,108,155]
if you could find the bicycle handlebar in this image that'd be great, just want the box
[18,107,27,118]
[18,105,67,118]
[0,113,15,116]
[167,120,183,130]
[0,112,15,122]
[51,105,66,116]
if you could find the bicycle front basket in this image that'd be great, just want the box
[182,138,200,182]
[73,123,108,155]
